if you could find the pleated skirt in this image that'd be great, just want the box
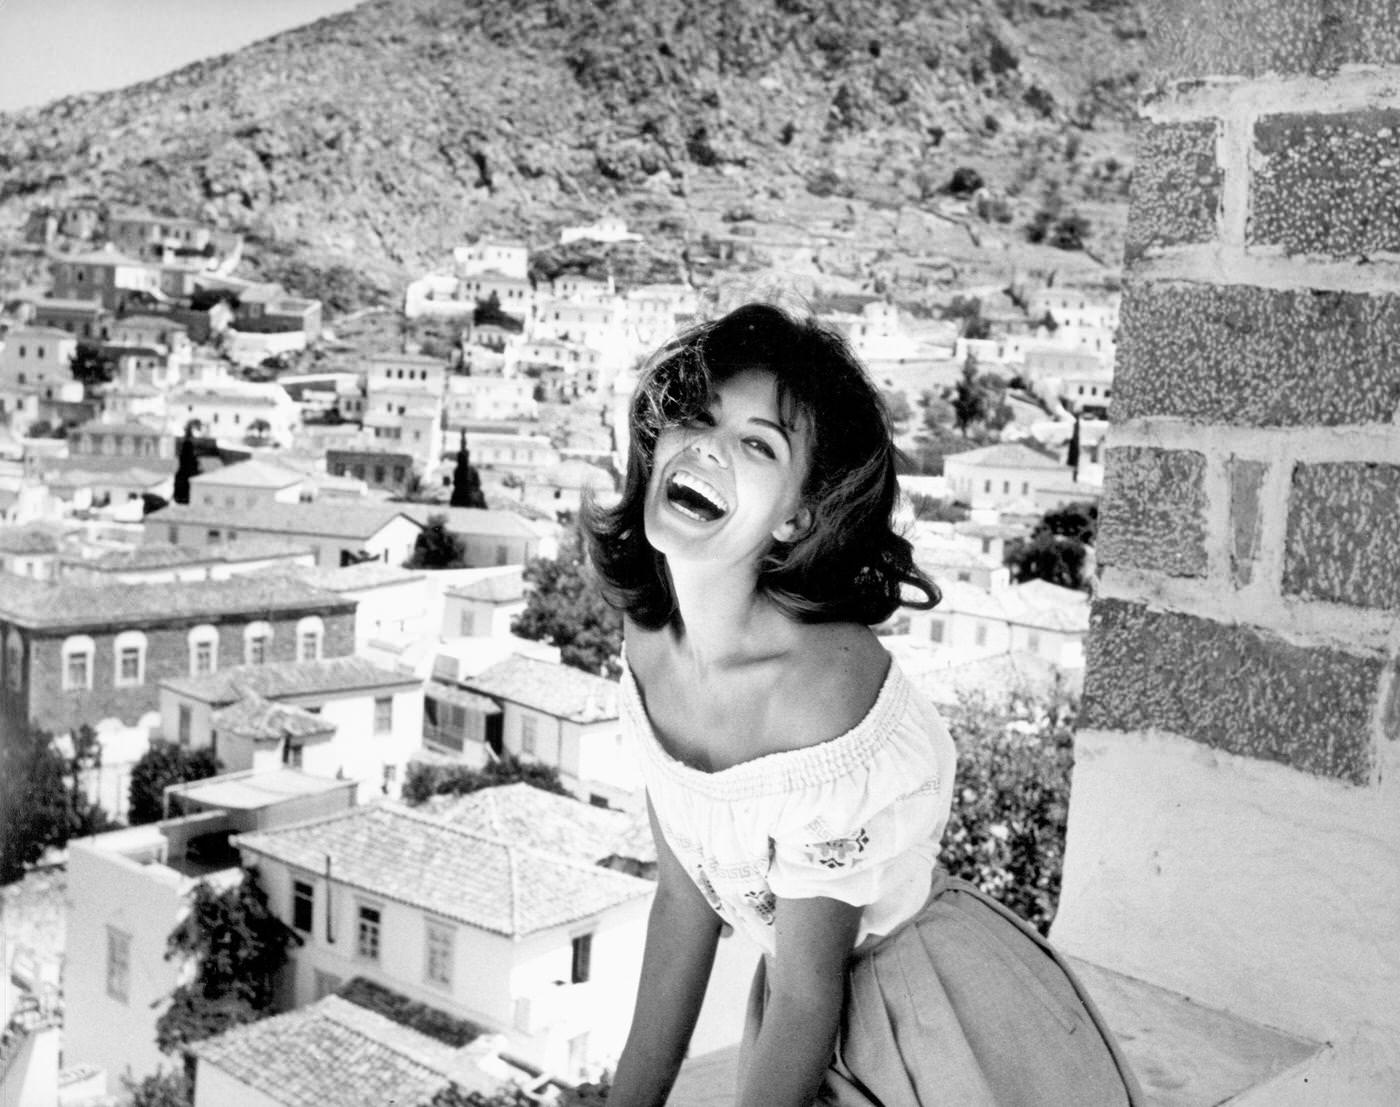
[741,869,1145,1106]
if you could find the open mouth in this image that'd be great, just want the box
[665,470,730,522]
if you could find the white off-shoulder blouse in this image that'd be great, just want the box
[621,656,957,955]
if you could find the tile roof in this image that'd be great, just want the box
[212,696,335,743]
[191,459,305,489]
[191,995,507,1107]
[76,537,314,570]
[0,523,70,556]
[465,656,619,723]
[147,499,416,540]
[423,783,652,866]
[398,505,545,539]
[160,655,418,706]
[235,803,652,936]
[444,567,523,604]
[944,441,1067,470]
[175,769,356,812]
[279,561,426,591]
[0,572,352,631]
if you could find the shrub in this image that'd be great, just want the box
[401,756,570,806]
[940,686,1078,934]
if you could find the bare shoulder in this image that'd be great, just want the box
[769,624,890,748]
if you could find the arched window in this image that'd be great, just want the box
[244,621,274,665]
[296,616,324,663]
[188,625,219,676]
[113,630,147,688]
[61,635,95,691]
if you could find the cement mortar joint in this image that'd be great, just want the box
[1098,568,1398,657]
[1128,250,1400,293]
[1140,68,1400,125]
[1108,420,1400,464]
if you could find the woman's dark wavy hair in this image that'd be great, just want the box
[582,301,940,630]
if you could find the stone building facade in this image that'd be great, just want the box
[1052,4,1400,1101]
[0,575,356,736]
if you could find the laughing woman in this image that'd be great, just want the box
[584,302,1142,1107]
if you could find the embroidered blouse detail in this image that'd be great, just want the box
[622,658,957,955]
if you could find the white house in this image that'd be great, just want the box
[442,566,526,639]
[232,800,653,1079]
[453,239,529,281]
[460,654,638,809]
[404,273,478,320]
[943,441,1097,513]
[167,379,300,447]
[558,217,640,246]
[145,500,422,571]
[157,655,425,801]
[188,459,307,511]
[0,326,81,428]
[63,772,358,1096]
[906,577,1091,669]
[445,373,537,424]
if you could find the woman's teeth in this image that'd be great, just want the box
[666,471,729,521]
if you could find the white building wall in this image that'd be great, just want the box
[64,837,192,1094]
[194,1061,284,1107]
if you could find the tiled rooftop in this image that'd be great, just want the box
[444,567,523,604]
[191,995,506,1107]
[466,655,618,723]
[398,504,546,539]
[212,696,336,742]
[148,499,415,540]
[947,441,1067,470]
[235,802,652,936]
[0,572,352,631]
[424,783,652,866]
[160,655,418,706]
[278,561,425,592]
[74,537,313,570]
[191,459,305,488]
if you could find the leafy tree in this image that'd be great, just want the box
[1003,503,1097,592]
[405,514,467,569]
[70,342,115,389]
[402,756,570,806]
[1,725,115,885]
[449,431,487,509]
[128,740,222,826]
[511,529,623,678]
[155,868,301,1056]
[941,685,1078,935]
[172,427,200,505]
[880,389,913,427]
[952,356,989,437]
[907,493,969,523]
[124,1069,193,1107]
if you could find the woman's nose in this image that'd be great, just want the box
[687,431,728,467]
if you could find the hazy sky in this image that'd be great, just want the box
[0,0,368,113]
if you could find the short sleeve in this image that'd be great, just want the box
[766,776,949,906]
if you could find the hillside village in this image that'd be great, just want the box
[0,192,1118,1106]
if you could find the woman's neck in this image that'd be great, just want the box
[665,558,793,674]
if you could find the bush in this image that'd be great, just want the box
[401,756,570,806]
[940,687,1077,934]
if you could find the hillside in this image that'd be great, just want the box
[0,0,1148,310]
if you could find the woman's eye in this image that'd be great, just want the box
[745,438,775,458]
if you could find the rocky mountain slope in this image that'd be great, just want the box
[0,0,1148,310]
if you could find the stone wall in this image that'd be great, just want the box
[1052,2,1400,1098]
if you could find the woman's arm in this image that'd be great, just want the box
[608,798,724,1107]
[736,895,862,1107]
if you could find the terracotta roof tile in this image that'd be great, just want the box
[235,803,651,937]
[147,500,415,540]
[160,656,418,706]
[0,572,352,632]
[465,656,618,723]
[191,995,506,1107]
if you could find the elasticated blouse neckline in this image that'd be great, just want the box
[620,654,911,801]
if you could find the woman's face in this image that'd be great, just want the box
[643,368,812,569]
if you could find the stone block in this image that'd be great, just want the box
[1098,446,1209,576]
[1283,462,1400,610]
[1126,122,1223,259]
[1227,457,1269,588]
[1250,110,1400,258]
[1114,281,1400,425]
[1145,0,1400,81]
[1082,598,1379,783]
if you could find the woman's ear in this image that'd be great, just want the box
[772,506,813,543]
